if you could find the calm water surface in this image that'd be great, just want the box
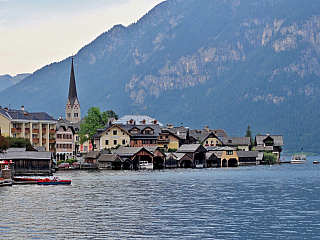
[0,156,319,239]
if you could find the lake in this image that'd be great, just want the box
[1,156,319,239]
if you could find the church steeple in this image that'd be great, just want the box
[65,57,81,123]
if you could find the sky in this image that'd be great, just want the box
[0,0,164,76]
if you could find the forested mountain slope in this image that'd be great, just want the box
[1,0,320,153]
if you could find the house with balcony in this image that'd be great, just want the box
[157,128,183,151]
[0,106,56,152]
[255,135,284,160]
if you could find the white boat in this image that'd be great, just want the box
[139,161,153,170]
[291,155,307,164]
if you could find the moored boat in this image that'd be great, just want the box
[13,177,43,182]
[291,155,307,164]
[313,161,319,164]
[37,177,71,185]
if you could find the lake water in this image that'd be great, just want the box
[1,156,319,239]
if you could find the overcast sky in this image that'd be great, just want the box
[0,0,163,76]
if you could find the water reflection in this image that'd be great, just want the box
[1,161,319,239]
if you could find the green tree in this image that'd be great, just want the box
[6,137,34,151]
[78,107,111,146]
[106,110,119,120]
[264,152,278,165]
[0,135,9,153]
[245,125,255,147]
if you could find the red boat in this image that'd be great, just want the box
[13,177,43,182]
[37,177,71,185]
[313,161,319,164]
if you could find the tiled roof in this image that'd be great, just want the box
[111,146,146,157]
[255,135,284,146]
[98,154,122,162]
[237,151,258,158]
[0,151,52,160]
[211,129,228,138]
[222,137,251,146]
[206,146,237,151]
[115,115,163,126]
[177,144,207,153]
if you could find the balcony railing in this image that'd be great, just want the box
[42,128,46,134]
[49,129,55,134]
[11,128,22,133]
[49,139,55,144]
[25,128,30,133]
[32,128,39,133]
[42,139,46,144]
[158,139,170,143]
[33,138,39,143]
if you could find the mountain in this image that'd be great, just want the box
[1,0,320,154]
[0,74,30,92]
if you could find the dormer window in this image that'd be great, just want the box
[153,119,157,124]
[228,140,232,143]
[129,119,134,124]
[130,129,140,134]
[141,119,146,124]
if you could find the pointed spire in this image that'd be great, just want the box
[68,57,77,100]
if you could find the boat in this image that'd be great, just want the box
[13,177,43,182]
[37,177,71,185]
[313,161,319,164]
[139,161,153,170]
[291,155,307,164]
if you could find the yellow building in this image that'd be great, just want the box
[157,128,182,150]
[208,146,239,167]
[0,106,57,151]
[94,124,131,151]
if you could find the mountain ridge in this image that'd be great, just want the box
[1,0,320,153]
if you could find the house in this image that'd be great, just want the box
[221,136,251,151]
[176,144,207,168]
[111,146,155,170]
[157,128,183,151]
[237,151,259,166]
[84,151,101,165]
[55,118,78,160]
[166,152,194,168]
[94,124,132,150]
[144,146,166,169]
[0,148,53,176]
[206,152,219,167]
[206,146,239,167]
[0,106,57,152]
[189,128,222,147]
[97,154,123,170]
[255,135,284,160]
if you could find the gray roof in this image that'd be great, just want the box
[0,150,52,160]
[56,119,80,132]
[170,152,192,161]
[211,129,228,138]
[189,129,211,142]
[255,135,284,147]
[0,107,56,122]
[98,154,122,162]
[206,146,237,151]
[222,137,251,146]
[114,115,163,127]
[177,144,207,153]
[85,151,101,159]
[170,127,189,139]
[111,146,152,157]
[237,151,258,158]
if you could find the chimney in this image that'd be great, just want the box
[204,125,209,132]
[21,105,24,111]
[233,134,235,137]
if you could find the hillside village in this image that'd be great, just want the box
[0,59,284,175]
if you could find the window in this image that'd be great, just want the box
[84,146,88,152]
[226,150,233,155]
[206,141,208,144]
[67,113,71,118]
[122,139,126,145]
[63,134,66,139]
[142,140,149,144]
[74,113,78,117]
[0,127,1,135]
[160,136,163,139]
[76,136,79,141]
[13,133,17,138]
[106,132,108,135]
[113,130,117,135]
[131,130,139,134]
[114,140,117,145]
[13,124,17,128]
[105,140,109,145]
